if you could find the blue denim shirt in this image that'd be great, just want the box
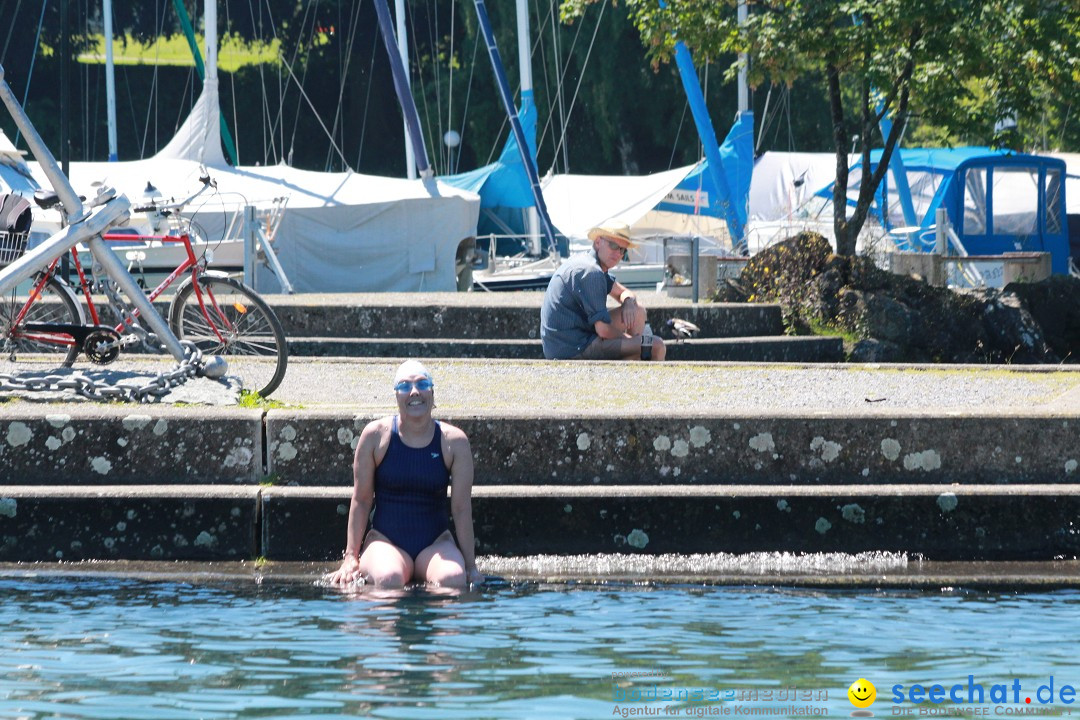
[539,251,616,359]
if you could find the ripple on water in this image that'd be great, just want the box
[0,578,1078,719]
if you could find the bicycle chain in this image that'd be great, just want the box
[0,341,205,403]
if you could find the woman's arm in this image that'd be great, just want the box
[326,422,380,586]
[447,427,482,583]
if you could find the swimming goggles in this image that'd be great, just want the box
[394,378,434,393]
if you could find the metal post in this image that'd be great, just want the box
[935,208,947,255]
[0,65,193,365]
[104,0,118,161]
[516,0,541,254]
[86,236,186,360]
[395,0,416,179]
[0,202,128,297]
[691,236,700,304]
[737,0,748,114]
[243,204,257,289]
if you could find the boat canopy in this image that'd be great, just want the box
[815,147,1069,274]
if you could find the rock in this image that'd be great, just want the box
[1006,275,1080,361]
[979,291,1058,363]
[862,292,918,346]
[729,232,1079,364]
[711,278,749,303]
[849,338,904,363]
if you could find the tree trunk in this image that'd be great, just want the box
[827,64,856,256]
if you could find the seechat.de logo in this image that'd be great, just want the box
[849,678,877,717]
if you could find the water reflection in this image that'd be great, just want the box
[0,578,1077,719]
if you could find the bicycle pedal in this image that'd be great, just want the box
[120,335,143,347]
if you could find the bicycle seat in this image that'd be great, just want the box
[33,189,86,210]
[33,189,59,209]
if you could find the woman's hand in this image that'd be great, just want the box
[326,554,361,587]
[466,568,485,586]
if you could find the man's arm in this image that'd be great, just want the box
[593,281,640,339]
[610,280,635,304]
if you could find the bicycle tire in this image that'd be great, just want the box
[168,275,288,397]
[0,274,81,366]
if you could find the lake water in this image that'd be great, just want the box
[0,576,1077,719]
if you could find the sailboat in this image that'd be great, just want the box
[23,0,482,293]
[440,0,755,292]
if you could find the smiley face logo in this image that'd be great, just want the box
[848,678,877,710]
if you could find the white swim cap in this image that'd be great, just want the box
[393,360,433,384]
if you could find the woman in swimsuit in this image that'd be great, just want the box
[327,360,482,588]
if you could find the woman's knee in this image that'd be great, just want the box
[366,567,409,588]
[425,561,467,587]
[358,541,411,587]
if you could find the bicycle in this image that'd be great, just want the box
[0,177,289,397]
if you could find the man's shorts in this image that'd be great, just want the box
[574,336,627,360]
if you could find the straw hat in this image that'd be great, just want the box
[587,220,637,249]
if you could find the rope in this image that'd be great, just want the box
[286,0,321,165]
[12,0,47,149]
[452,24,482,175]
[355,27,381,170]
[668,102,689,170]
[549,0,569,173]
[408,0,439,175]
[1,0,25,66]
[546,0,608,174]
[277,52,351,168]
[445,0,456,174]
[325,0,364,172]
[224,0,241,163]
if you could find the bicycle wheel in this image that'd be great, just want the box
[0,274,81,366]
[168,275,288,397]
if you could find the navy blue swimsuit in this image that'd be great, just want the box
[370,417,451,559]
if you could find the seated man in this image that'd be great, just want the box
[540,220,666,361]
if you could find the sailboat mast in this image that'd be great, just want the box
[103,0,118,161]
[395,0,416,179]
[737,0,748,115]
[471,0,557,255]
[516,0,541,254]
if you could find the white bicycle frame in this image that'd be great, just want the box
[0,64,193,365]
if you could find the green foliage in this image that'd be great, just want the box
[565,0,1080,253]
[237,389,287,409]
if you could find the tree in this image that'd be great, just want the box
[562,0,1080,256]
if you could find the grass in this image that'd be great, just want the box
[805,316,862,345]
[237,389,288,410]
[73,33,282,72]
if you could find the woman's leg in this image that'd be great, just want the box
[414,530,467,587]
[358,529,414,588]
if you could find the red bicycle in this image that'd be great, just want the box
[0,181,288,397]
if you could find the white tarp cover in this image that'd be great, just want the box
[29,157,481,292]
[748,151,838,221]
[542,165,719,262]
[542,165,695,239]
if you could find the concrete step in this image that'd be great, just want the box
[260,292,785,340]
[0,485,259,561]
[4,483,1080,562]
[4,409,1075,488]
[285,335,844,362]
[264,412,1078,488]
[263,483,1080,562]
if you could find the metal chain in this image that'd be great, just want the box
[0,341,205,403]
